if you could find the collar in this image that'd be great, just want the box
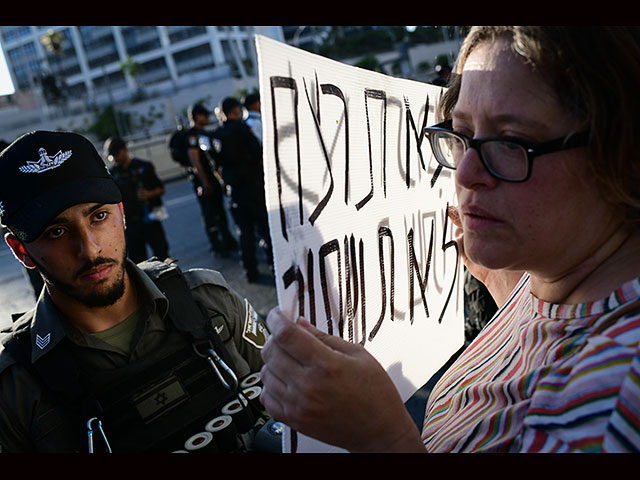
[28,259,169,363]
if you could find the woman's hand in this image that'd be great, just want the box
[259,308,426,453]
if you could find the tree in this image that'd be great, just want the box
[40,29,64,55]
[355,55,381,73]
[120,56,145,101]
[39,29,67,108]
[84,105,131,141]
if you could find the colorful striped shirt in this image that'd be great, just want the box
[422,273,640,452]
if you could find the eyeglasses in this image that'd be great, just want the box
[424,120,589,182]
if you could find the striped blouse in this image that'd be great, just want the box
[422,273,640,452]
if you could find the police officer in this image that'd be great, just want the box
[0,131,273,453]
[243,93,262,145]
[104,136,170,264]
[214,97,273,283]
[186,104,238,258]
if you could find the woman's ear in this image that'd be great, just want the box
[4,232,36,269]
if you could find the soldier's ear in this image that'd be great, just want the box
[118,202,126,229]
[4,232,36,269]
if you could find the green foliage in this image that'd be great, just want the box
[436,54,451,67]
[40,29,64,55]
[318,27,396,60]
[355,54,381,72]
[120,56,143,78]
[242,57,254,76]
[133,104,164,131]
[313,26,468,61]
[416,60,432,73]
[83,105,130,142]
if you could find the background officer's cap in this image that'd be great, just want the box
[0,130,122,243]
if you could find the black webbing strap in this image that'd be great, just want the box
[138,258,240,381]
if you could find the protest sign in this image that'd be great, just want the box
[256,35,464,453]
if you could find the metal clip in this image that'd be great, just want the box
[87,417,112,453]
[193,340,238,392]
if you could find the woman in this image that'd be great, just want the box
[259,26,640,453]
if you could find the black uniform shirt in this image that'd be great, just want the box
[109,158,164,221]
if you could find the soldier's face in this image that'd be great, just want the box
[21,203,128,308]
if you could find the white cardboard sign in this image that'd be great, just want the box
[256,35,464,453]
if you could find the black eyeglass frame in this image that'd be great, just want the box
[424,120,590,182]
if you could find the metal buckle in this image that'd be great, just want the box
[193,340,238,392]
[87,417,112,453]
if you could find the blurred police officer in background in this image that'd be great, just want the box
[104,136,170,264]
[243,93,262,145]
[186,104,238,258]
[213,97,273,283]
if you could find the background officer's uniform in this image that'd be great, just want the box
[186,123,237,256]
[214,113,273,281]
[109,156,170,263]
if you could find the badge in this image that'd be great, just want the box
[35,333,51,350]
[19,147,72,173]
[242,300,269,349]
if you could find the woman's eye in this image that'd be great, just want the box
[452,126,472,138]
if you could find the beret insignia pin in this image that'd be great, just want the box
[19,147,72,174]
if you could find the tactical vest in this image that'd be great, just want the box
[2,259,279,453]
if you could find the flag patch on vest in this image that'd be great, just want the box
[132,375,188,424]
[242,300,269,349]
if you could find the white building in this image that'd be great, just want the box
[0,26,460,179]
[1,26,283,107]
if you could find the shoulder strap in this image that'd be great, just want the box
[137,258,211,338]
[137,258,240,386]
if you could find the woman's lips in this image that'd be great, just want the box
[461,204,502,230]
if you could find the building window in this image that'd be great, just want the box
[139,57,170,85]
[79,27,120,71]
[121,26,161,56]
[172,43,215,75]
[7,42,41,90]
[93,70,126,93]
[64,81,87,98]
[166,26,207,44]
[1,26,32,43]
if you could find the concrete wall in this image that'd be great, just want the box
[125,133,185,181]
